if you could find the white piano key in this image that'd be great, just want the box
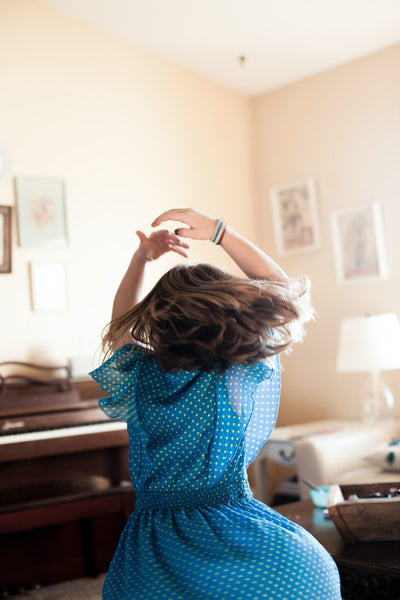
[0,421,127,445]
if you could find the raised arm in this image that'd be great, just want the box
[152,208,286,281]
[111,229,189,321]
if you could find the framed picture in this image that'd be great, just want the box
[15,177,68,247]
[29,262,67,310]
[331,202,388,283]
[270,178,320,254]
[0,205,12,273]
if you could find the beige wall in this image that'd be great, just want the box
[1,0,399,424]
[0,0,254,369]
[253,44,400,423]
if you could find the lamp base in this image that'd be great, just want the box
[361,372,395,425]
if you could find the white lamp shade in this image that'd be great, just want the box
[337,313,400,373]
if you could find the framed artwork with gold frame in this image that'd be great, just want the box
[0,205,11,273]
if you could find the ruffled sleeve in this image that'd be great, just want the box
[225,355,281,467]
[89,343,146,423]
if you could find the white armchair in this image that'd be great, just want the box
[294,421,400,500]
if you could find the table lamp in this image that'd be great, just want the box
[337,313,400,423]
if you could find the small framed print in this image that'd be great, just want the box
[270,178,320,254]
[0,205,11,273]
[331,202,388,283]
[15,176,68,248]
[29,262,67,310]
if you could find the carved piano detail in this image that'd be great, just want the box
[0,361,134,590]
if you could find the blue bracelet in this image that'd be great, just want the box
[211,218,226,243]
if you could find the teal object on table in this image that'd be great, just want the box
[310,485,330,508]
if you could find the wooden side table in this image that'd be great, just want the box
[275,499,400,600]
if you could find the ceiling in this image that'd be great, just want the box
[41,0,400,96]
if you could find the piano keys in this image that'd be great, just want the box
[0,361,131,502]
[0,420,128,465]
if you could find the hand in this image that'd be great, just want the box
[152,208,216,240]
[136,229,189,261]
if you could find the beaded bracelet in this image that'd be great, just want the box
[211,218,226,244]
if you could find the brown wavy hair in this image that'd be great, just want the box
[101,263,315,372]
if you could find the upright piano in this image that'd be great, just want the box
[0,362,135,593]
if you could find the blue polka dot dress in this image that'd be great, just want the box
[90,344,341,600]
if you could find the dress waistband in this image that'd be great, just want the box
[135,479,252,510]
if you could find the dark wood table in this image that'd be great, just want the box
[275,500,400,600]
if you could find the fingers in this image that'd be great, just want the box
[136,230,147,243]
[173,227,192,239]
[152,208,191,228]
[136,228,189,260]
[168,231,189,257]
[173,237,189,249]
[170,244,189,258]
[152,208,216,241]
[152,208,198,239]
[152,229,189,248]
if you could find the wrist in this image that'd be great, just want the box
[133,248,149,264]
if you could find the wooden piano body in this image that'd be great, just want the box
[0,362,135,591]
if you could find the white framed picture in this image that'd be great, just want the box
[15,176,68,248]
[270,178,320,254]
[29,262,67,310]
[330,202,388,283]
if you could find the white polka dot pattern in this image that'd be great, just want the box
[90,344,341,599]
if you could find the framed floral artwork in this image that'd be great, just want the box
[15,177,68,247]
[331,202,388,283]
[270,178,321,254]
[0,205,12,273]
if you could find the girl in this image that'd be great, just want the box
[90,208,341,600]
